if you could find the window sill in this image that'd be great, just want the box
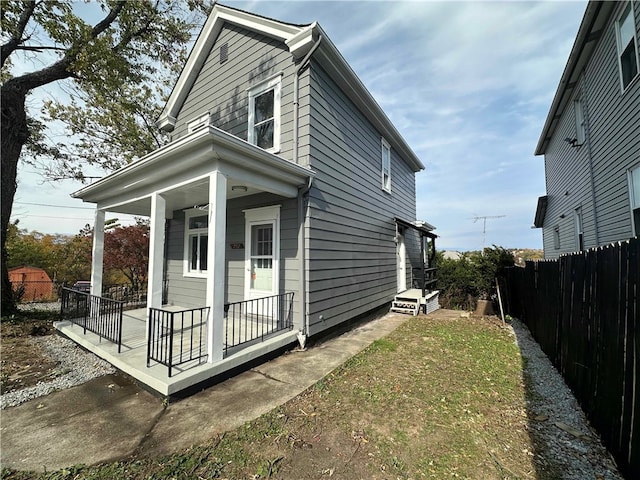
[620,73,640,94]
[183,272,208,279]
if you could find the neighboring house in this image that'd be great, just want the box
[442,251,463,261]
[534,0,640,259]
[61,4,436,395]
[8,266,54,302]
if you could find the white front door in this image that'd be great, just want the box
[397,232,407,292]
[244,206,280,314]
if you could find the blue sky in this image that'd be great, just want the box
[11,0,588,251]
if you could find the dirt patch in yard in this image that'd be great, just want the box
[1,317,58,394]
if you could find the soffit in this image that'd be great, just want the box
[535,1,615,155]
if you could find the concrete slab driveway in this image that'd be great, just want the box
[1,311,409,472]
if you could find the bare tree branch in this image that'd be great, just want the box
[15,45,68,53]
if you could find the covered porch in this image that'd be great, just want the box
[56,296,298,396]
[64,125,314,395]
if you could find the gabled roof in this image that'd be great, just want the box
[535,1,615,155]
[157,3,424,172]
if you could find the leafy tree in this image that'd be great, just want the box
[1,0,206,313]
[54,223,93,284]
[104,218,149,290]
[6,221,67,278]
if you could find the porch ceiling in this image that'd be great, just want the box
[104,179,266,216]
[72,126,314,214]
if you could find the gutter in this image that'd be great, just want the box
[535,1,608,155]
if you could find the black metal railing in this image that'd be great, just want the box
[147,306,209,377]
[101,283,145,307]
[412,267,437,295]
[60,287,124,352]
[224,292,294,356]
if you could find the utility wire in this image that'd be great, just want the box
[14,201,94,210]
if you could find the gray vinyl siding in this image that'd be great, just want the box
[305,62,418,335]
[542,1,640,259]
[165,210,206,308]
[171,23,299,162]
[164,193,300,322]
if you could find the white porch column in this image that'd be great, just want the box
[147,193,166,310]
[207,171,227,362]
[90,209,105,297]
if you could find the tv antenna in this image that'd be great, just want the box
[469,215,506,251]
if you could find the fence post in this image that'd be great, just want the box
[146,308,152,368]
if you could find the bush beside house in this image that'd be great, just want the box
[437,246,514,311]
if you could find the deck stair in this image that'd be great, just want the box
[391,289,441,316]
[391,291,421,315]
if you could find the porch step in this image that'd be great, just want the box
[391,298,419,316]
[425,291,441,314]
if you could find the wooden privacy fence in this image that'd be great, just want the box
[501,237,638,479]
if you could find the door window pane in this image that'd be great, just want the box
[189,215,208,229]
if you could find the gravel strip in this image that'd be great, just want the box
[17,302,61,312]
[0,335,115,410]
[510,318,623,480]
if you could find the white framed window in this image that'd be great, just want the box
[187,113,210,133]
[574,206,584,250]
[553,225,561,250]
[183,209,209,277]
[628,164,640,236]
[381,138,391,192]
[615,2,639,91]
[248,75,281,153]
[574,97,586,145]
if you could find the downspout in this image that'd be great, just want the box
[580,73,600,246]
[297,177,313,349]
[293,35,323,164]
[294,34,322,348]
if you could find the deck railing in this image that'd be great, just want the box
[224,292,294,356]
[412,267,437,295]
[147,307,209,377]
[60,287,124,352]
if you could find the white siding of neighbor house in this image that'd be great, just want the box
[304,62,419,335]
[542,1,640,259]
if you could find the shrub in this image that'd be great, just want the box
[437,246,514,310]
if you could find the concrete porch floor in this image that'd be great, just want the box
[55,307,298,396]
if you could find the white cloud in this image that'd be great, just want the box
[15,0,588,250]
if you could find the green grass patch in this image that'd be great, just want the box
[3,314,539,480]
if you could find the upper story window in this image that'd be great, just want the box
[629,164,640,236]
[574,97,586,145]
[184,209,208,277]
[615,2,639,91]
[248,75,281,153]
[187,113,210,134]
[381,138,391,192]
[553,225,561,250]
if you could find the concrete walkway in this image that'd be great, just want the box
[1,311,411,472]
